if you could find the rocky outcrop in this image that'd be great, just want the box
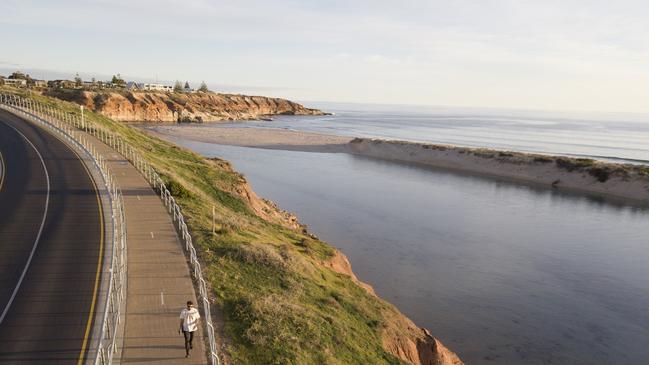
[324,250,463,365]
[45,89,326,122]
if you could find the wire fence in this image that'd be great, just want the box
[0,93,220,365]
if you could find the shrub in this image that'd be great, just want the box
[556,157,595,172]
[533,156,554,163]
[473,150,495,159]
[230,243,287,271]
[638,166,649,177]
[588,167,611,183]
[165,178,191,198]
[228,295,325,364]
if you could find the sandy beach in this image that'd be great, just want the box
[141,125,649,203]
[145,124,352,152]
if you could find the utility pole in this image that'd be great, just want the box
[212,205,216,235]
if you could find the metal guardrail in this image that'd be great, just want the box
[0,93,127,364]
[0,93,221,365]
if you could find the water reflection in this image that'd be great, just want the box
[172,138,649,365]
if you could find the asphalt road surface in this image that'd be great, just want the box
[0,110,104,364]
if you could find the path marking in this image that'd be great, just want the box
[0,150,5,192]
[151,231,155,239]
[73,143,105,365]
[0,124,51,325]
[161,291,165,306]
[137,195,141,201]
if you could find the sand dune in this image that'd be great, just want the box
[144,125,649,204]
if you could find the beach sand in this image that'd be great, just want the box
[141,125,649,204]
[144,125,352,153]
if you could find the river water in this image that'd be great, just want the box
[156,105,649,364]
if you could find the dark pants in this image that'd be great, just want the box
[183,330,194,355]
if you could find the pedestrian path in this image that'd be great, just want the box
[90,137,207,364]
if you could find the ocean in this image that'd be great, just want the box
[222,102,649,164]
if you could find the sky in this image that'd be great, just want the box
[1,0,648,113]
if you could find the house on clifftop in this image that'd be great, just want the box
[143,83,173,92]
[4,78,27,87]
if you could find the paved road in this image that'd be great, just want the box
[0,110,104,364]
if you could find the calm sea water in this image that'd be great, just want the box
[155,105,649,364]
[219,103,649,164]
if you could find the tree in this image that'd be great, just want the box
[111,73,125,86]
[74,73,83,87]
[25,74,35,86]
[184,81,190,90]
[173,80,183,92]
[9,71,27,80]
[198,81,209,92]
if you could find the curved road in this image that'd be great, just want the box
[0,110,104,364]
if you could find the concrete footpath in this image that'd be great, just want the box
[91,137,207,364]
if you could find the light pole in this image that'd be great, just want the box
[80,105,85,129]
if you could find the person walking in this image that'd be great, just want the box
[179,300,201,358]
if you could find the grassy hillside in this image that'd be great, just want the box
[4,88,421,364]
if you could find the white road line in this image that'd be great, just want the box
[137,195,141,201]
[0,150,6,192]
[0,124,50,325]
[150,231,155,239]
[161,291,165,306]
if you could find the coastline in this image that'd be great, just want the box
[10,88,465,365]
[143,124,353,152]
[144,125,649,204]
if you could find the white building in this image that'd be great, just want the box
[4,78,27,87]
[143,83,173,92]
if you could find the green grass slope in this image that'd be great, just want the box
[0,88,455,365]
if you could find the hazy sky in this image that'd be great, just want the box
[1,0,648,113]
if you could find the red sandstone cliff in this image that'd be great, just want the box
[221,157,464,365]
[323,251,463,365]
[46,89,326,123]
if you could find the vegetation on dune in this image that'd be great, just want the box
[4,88,408,364]
[349,138,649,187]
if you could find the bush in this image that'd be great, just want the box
[533,156,553,163]
[588,167,611,183]
[556,157,595,171]
[228,295,325,364]
[638,166,649,177]
[166,178,191,198]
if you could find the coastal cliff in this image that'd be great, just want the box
[349,138,649,203]
[323,251,463,365]
[19,88,460,364]
[213,157,463,365]
[45,89,326,122]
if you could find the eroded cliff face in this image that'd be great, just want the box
[46,90,326,122]
[323,250,463,365]
[217,156,464,365]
